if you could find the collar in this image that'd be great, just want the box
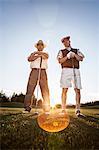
[66,47,71,51]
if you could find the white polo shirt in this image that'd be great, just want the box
[30,53,48,69]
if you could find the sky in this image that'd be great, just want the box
[0,0,99,106]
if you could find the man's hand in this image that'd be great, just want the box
[36,51,49,59]
[74,53,84,61]
[58,56,68,64]
[67,51,84,61]
[67,51,75,59]
[28,52,40,62]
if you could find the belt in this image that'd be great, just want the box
[32,68,46,70]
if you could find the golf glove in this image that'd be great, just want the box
[67,51,75,59]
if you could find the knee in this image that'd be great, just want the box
[75,89,80,95]
[62,88,68,95]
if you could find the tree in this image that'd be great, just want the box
[11,93,25,103]
[11,93,37,104]
[0,90,9,102]
[11,92,18,102]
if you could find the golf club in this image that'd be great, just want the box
[30,56,42,115]
[72,57,85,117]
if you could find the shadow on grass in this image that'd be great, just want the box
[78,114,99,123]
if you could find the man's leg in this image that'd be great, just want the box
[24,69,38,111]
[62,88,68,110]
[39,70,50,112]
[74,88,81,114]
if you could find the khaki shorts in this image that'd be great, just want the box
[60,68,82,89]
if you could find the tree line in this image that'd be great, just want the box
[0,91,99,108]
[0,91,42,107]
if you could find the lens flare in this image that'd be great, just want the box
[37,109,70,132]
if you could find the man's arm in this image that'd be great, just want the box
[28,51,49,62]
[37,51,49,59]
[74,54,84,61]
[58,56,68,64]
[28,52,40,62]
[57,50,68,64]
[74,50,85,61]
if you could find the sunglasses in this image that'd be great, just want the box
[37,43,44,46]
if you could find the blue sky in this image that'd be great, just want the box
[0,0,99,105]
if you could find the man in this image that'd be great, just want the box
[57,36,84,116]
[24,40,50,113]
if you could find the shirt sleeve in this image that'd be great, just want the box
[57,50,63,60]
[77,49,85,58]
[27,53,33,60]
[44,51,48,54]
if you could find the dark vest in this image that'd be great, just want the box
[61,48,79,69]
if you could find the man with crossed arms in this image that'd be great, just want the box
[23,40,50,113]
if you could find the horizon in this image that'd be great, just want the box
[1,89,99,106]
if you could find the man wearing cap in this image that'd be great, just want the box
[24,40,50,113]
[57,36,84,116]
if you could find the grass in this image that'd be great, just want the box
[0,102,24,108]
[0,107,99,150]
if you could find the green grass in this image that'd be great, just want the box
[0,108,99,150]
[0,102,24,108]
[81,105,99,109]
